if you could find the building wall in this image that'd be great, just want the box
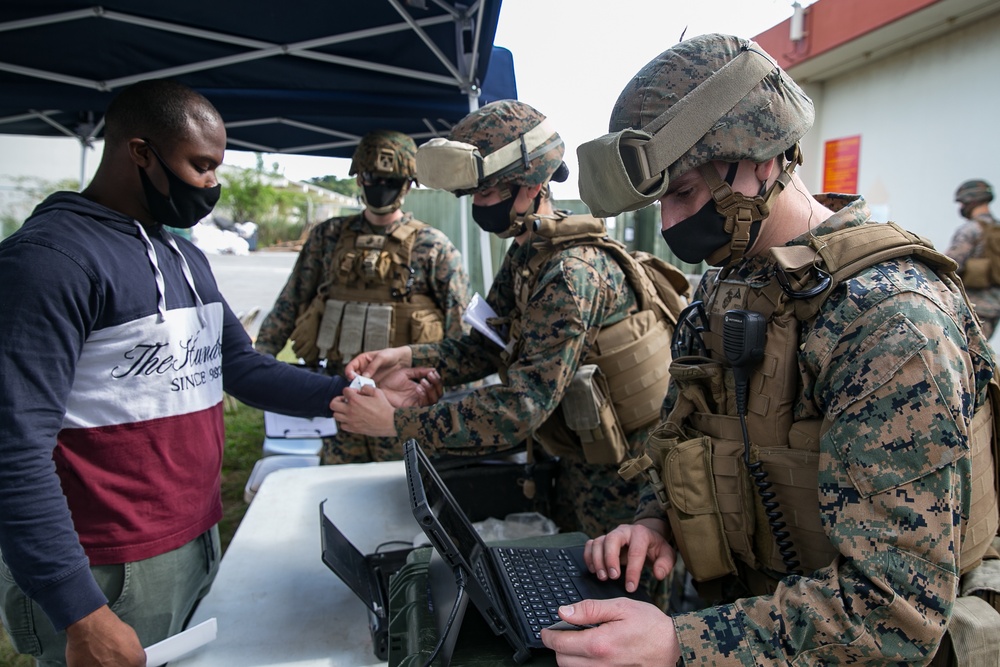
[793,9,1000,251]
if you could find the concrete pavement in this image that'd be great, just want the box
[205,250,298,338]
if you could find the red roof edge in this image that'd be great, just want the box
[754,0,944,70]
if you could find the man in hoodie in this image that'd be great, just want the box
[0,79,437,667]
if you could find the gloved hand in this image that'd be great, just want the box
[290,297,325,366]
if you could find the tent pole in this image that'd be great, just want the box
[467,91,495,295]
[79,137,87,190]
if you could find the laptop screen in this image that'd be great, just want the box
[319,500,382,615]
[412,442,491,571]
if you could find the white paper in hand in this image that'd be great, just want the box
[349,375,376,391]
[462,293,507,348]
[144,617,217,666]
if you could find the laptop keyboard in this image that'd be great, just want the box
[497,547,585,641]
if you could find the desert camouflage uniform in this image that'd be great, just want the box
[946,211,1000,339]
[256,211,470,462]
[638,194,997,664]
[394,234,647,538]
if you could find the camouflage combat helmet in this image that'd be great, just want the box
[448,99,567,196]
[610,33,814,183]
[955,180,994,206]
[590,33,814,267]
[349,130,417,181]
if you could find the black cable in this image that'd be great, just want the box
[739,410,801,575]
[725,310,801,576]
[375,540,413,552]
[421,566,467,667]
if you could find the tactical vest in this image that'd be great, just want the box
[622,221,1000,589]
[502,213,688,466]
[960,214,1000,290]
[291,216,445,366]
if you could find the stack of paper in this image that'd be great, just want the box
[462,293,507,349]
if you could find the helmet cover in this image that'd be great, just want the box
[609,33,814,182]
[349,129,417,181]
[448,99,566,195]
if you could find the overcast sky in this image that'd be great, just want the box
[0,0,812,198]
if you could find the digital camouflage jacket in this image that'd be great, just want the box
[645,195,998,664]
[396,232,650,536]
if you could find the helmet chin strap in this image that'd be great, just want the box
[700,145,802,267]
[496,185,541,239]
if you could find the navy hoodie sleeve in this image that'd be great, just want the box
[219,303,347,412]
[0,235,108,630]
[173,239,347,412]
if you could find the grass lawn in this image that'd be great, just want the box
[0,401,266,666]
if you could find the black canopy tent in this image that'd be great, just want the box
[0,0,516,284]
[0,1,514,163]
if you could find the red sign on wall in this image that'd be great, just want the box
[823,135,861,193]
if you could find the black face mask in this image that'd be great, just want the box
[138,141,221,229]
[362,183,404,212]
[660,198,733,265]
[472,198,516,235]
[659,164,761,266]
[472,185,524,236]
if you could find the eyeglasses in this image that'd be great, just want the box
[671,300,709,358]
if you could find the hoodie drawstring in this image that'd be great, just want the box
[133,222,207,327]
[134,221,169,323]
[162,232,207,327]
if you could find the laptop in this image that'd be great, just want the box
[404,439,649,664]
[318,500,413,660]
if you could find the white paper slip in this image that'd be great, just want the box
[145,617,217,667]
[264,411,338,438]
[462,293,507,348]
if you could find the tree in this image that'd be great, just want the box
[1,176,79,241]
[216,155,323,248]
[308,174,360,198]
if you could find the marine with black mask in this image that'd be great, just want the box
[560,33,1000,667]
[255,129,473,464]
[333,100,689,543]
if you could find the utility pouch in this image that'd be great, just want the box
[619,422,675,508]
[942,595,1000,666]
[338,302,368,362]
[363,304,393,352]
[688,413,757,571]
[361,250,381,281]
[932,555,1000,667]
[961,542,1000,613]
[962,257,992,290]
[290,295,326,366]
[315,298,346,360]
[562,364,629,465]
[659,431,738,582]
[668,357,728,418]
[410,309,444,344]
[338,251,359,284]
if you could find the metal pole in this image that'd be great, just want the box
[78,137,87,190]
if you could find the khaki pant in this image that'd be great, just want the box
[0,526,220,667]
